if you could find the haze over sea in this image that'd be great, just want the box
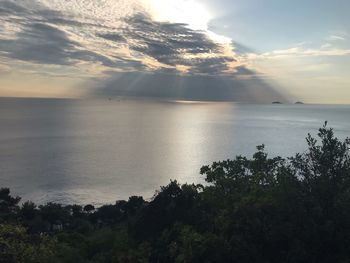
[0,97,349,205]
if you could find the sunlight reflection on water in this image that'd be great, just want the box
[0,98,349,205]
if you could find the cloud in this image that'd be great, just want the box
[246,46,350,60]
[0,0,287,102]
[0,22,118,67]
[326,35,346,42]
[0,0,27,15]
[0,23,77,65]
[97,33,126,43]
[126,14,218,55]
[0,0,241,76]
[0,1,125,69]
[115,13,236,74]
[0,63,10,74]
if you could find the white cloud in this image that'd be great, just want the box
[38,0,141,23]
[326,35,346,42]
[245,46,350,60]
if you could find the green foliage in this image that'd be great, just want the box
[1,123,350,262]
[0,224,57,263]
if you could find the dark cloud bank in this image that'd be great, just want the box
[0,0,287,102]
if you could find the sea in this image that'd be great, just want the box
[0,97,349,205]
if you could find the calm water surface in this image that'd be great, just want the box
[0,98,349,205]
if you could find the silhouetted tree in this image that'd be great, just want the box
[83,204,95,213]
[0,188,20,222]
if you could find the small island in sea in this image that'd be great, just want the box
[272,101,283,104]
[295,101,304,104]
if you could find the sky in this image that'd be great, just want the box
[0,0,349,103]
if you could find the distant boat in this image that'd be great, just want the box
[295,101,304,104]
[272,101,282,104]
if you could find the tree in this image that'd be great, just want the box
[39,203,70,225]
[291,122,350,210]
[0,188,20,221]
[198,122,350,262]
[0,224,57,263]
[19,201,37,221]
[83,204,95,213]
